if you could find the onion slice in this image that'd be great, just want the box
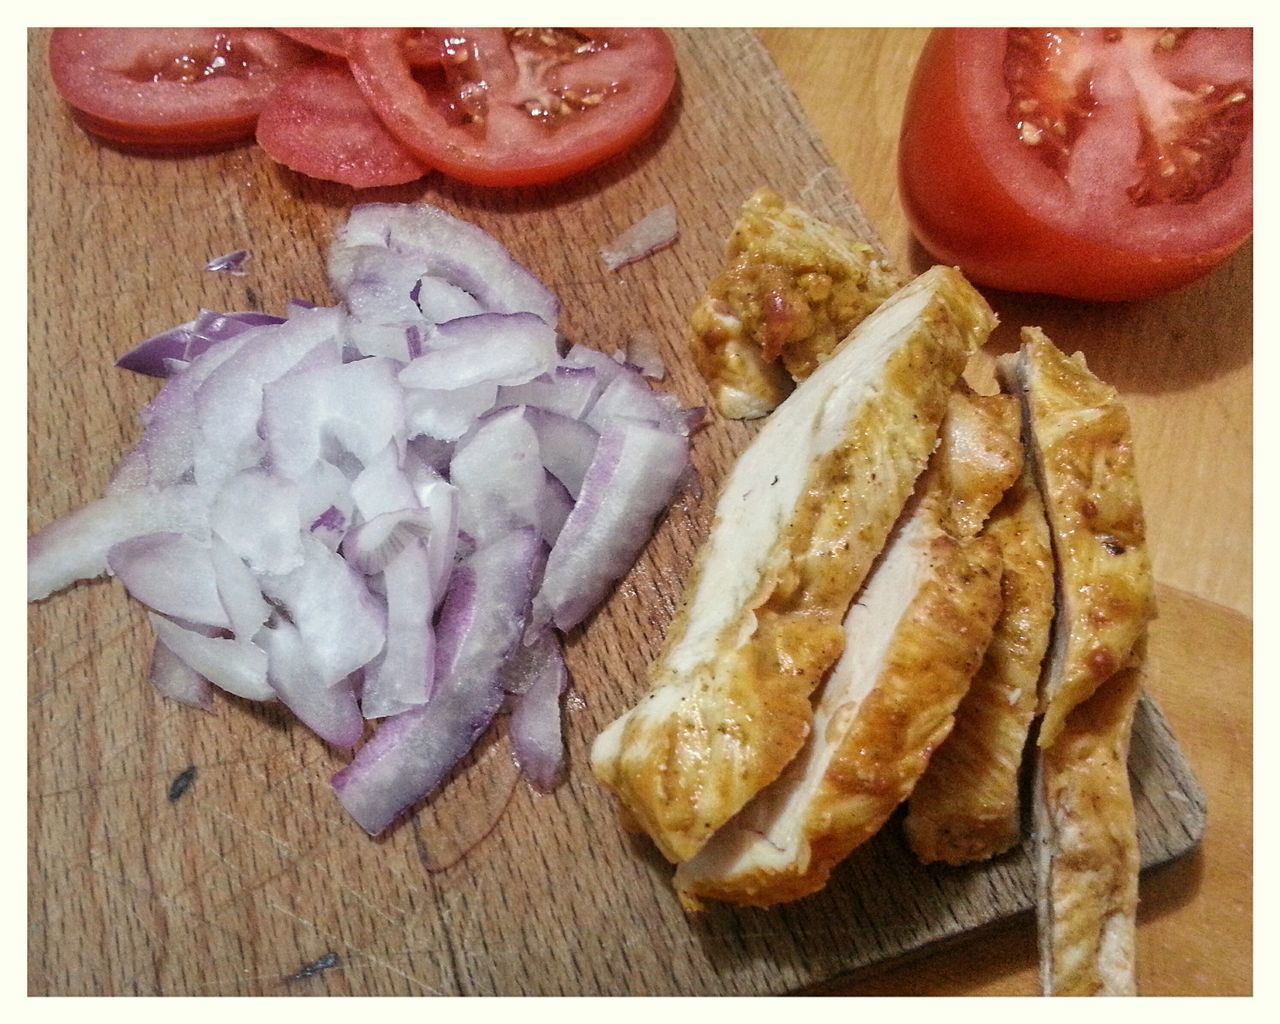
[506,628,569,791]
[107,533,229,629]
[149,639,213,711]
[28,485,209,601]
[600,205,678,271]
[535,421,690,632]
[148,613,274,702]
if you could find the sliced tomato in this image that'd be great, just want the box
[275,28,349,58]
[276,27,445,67]
[255,63,427,188]
[898,28,1253,300]
[49,28,316,148]
[345,28,678,187]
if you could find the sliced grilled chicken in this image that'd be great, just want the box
[688,188,903,419]
[998,328,1155,748]
[905,463,1054,865]
[1034,660,1143,996]
[672,404,1006,907]
[591,267,996,864]
[935,389,1024,537]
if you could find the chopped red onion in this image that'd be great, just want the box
[404,382,498,441]
[210,535,271,641]
[341,510,433,576]
[332,527,540,834]
[117,310,284,379]
[30,202,702,833]
[600,205,678,271]
[210,469,304,577]
[506,628,569,791]
[349,442,418,520]
[524,407,600,499]
[194,306,343,491]
[205,249,251,275]
[257,616,364,748]
[28,485,209,601]
[360,538,435,719]
[625,330,666,379]
[148,613,274,702]
[450,407,545,543]
[496,364,602,420]
[539,473,574,546]
[149,639,213,711]
[107,532,229,629]
[263,355,405,482]
[399,313,558,391]
[258,535,386,688]
[329,204,560,328]
[586,370,696,437]
[534,421,690,632]
[563,343,626,387]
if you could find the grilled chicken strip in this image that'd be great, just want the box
[998,328,1155,749]
[906,463,1054,865]
[1034,661,1143,996]
[592,267,995,864]
[688,188,903,419]
[672,399,1007,908]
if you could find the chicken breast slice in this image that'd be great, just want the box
[1034,660,1143,996]
[935,389,1024,538]
[591,266,996,864]
[687,188,904,419]
[998,328,1155,749]
[672,413,1006,907]
[905,463,1054,865]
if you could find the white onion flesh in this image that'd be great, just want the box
[28,202,697,834]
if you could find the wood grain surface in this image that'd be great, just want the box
[27,28,1247,995]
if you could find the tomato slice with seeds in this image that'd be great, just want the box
[255,63,428,189]
[899,28,1253,300]
[49,28,316,148]
[345,28,678,187]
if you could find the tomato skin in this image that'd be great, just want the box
[49,28,315,149]
[898,29,1252,301]
[346,28,677,188]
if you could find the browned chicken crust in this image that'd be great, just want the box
[1035,663,1143,996]
[688,188,904,419]
[591,267,996,864]
[998,328,1155,748]
[906,465,1055,865]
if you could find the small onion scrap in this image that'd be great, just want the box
[28,202,699,836]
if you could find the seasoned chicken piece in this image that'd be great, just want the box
[905,464,1054,864]
[672,402,1009,907]
[936,389,1024,537]
[1034,661,1143,996]
[998,328,1155,748]
[591,267,996,864]
[688,188,904,419]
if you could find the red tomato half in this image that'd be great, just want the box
[346,28,678,187]
[49,28,315,148]
[255,64,427,188]
[899,29,1253,300]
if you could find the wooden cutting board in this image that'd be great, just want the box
[28,28,1208,995]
